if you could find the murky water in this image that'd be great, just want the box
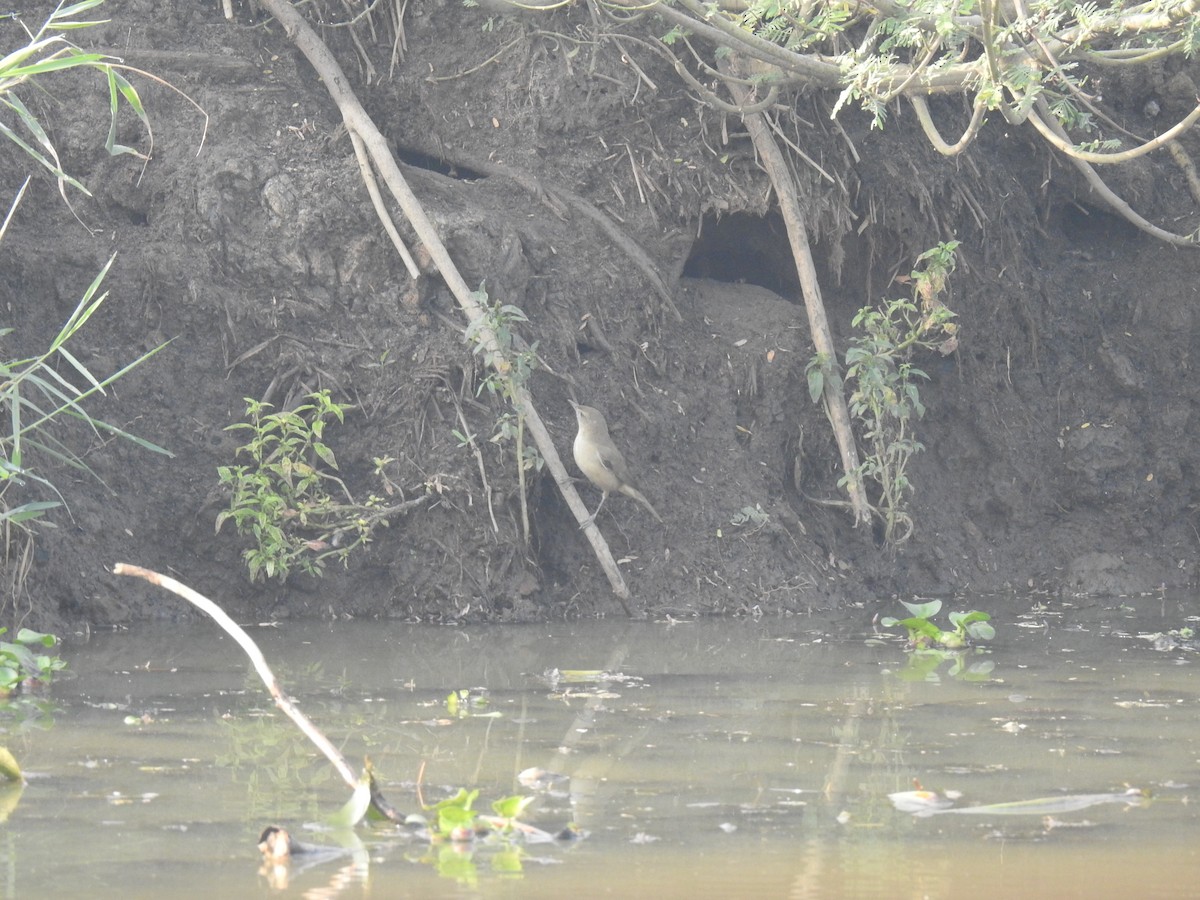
[3,595,1199,898]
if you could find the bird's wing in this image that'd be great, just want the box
[594,444,630,480]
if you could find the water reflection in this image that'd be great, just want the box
[1,600,1198,896]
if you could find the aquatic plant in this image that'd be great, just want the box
[0,627,65,694]
[880,598,994,650]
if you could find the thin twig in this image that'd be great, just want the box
[546,184,682,322]
[349,130,420,279]
[764,112,835,183]
[425,35,524,83]
[448,389,500,535]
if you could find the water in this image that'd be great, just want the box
[2,595,1199,897]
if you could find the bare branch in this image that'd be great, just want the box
[910,95,989,156]
[1027,99,1200,165]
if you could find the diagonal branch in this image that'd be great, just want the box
[720,54,872,526]
[257,0,639,614]
[113,563,403,821]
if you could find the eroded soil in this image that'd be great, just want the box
[3,0,1199,630]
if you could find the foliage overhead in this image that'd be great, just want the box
[632,0,1200,244]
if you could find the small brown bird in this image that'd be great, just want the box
[569,400,663,524]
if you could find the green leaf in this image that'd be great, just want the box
[104,67,148,158]
[4,92,59,160]
[965,621,996,641]
[0,747,22,782]
[313,442,338,470]
[430,787,479,813]
[52,255,115,349]
[437,804,478,835]
[1,51,110,78]
[3,501,59,523]
[328,771,373,828]
[807,365,824,403]
[0,37,66,75]
[898,618,942,641]
[14,629,56,648]
[0,117,90,196]
[900,599,941,619]
[53,0,112,20]
[947,610,974,627]
[491,794,534,820]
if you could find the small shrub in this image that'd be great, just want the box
[216,390,380,582]
[811,241,959,547]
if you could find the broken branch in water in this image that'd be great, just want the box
[111,563,402,822]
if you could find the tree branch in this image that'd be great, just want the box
[113,563,404,820]
[721,54,872,526]
[257,0,640,613]
[1026,98,1200,165]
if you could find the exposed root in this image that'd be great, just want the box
[1039,114,1200,247]
[348,130,419,279]
[1167,140,1200,208]
[1028,97,1200,166]
[910,95,988,157]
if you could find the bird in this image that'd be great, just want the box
[569,400,663,524]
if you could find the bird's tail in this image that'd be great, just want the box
[622,485,664,523]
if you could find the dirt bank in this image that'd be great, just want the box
[3,0,1198,630]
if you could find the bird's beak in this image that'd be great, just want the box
[568,400,580,411]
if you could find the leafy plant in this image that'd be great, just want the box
[730,503,769,532]
[0,1,170,213]
[880,598,995,650]
[430,788,482,842]
[889,646,996,683]
[813,241,958,547]
[424,787,536,843]
[217,390,394,582]
[446,688,493,718]
[461,289,541,542]
[0,229,172,531]
[0,0,213,647]
[1,1,178,514]
[0,627,66,695]
[0,2,191,623]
